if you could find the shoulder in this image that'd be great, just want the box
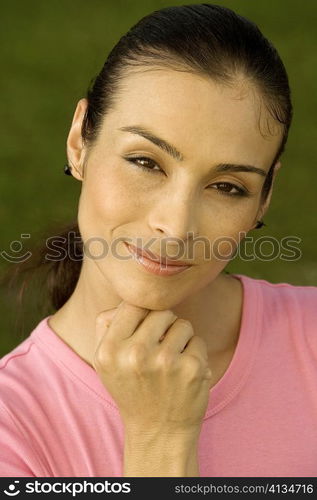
[260,278,317,331]
[0,339,35,410]
[235,273,317,310]
[250,275,317,312]
[235,273,317,355]
[0,336,35,378]
[0,317,50,410]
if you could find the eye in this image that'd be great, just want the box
[123,155,163,173]
[123,155,250,197]
[208,182,248,197]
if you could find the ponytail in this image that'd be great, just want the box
[1,220,83,337]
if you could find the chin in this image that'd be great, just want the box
[114,281,183,311]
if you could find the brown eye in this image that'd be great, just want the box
[209,182,247,197]
[124,156,163,173]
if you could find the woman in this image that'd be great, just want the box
[0,3,316,477]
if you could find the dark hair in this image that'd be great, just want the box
[2,3,293,326]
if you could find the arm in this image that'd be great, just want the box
[94,304,211,477]
[123,429,200,477]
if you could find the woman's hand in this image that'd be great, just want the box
[93,301,212,438]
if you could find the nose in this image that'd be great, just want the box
[147,190,199,242]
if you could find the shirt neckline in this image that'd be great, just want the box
[30,273,262,418]
[204,273,262,417]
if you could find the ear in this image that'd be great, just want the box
[253,160,282,225]
[66,98,88,181]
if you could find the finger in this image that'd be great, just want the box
[183,335,209,362]
[131,310,178,346]
[95,306,121,348]
[160,318,195,353]
[102,302,150,342]
[96,304,123,327]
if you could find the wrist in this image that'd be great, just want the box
[123,428,200,477]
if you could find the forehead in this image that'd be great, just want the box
[103,68,282,169]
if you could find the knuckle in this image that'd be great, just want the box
[156,349,175,370]
[93,348,112,371]
[127,342,147,368]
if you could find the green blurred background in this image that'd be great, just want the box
[1,0,316,355]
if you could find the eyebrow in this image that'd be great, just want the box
[118,125,267,177]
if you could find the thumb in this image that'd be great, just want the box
[95,304,122,348]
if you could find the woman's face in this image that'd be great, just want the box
[68,69,282,310]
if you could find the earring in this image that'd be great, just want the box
[63,164,72,176]
[255,220,266,229]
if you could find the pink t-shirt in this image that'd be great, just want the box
[1,273,317,477]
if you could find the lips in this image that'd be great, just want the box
[125,242,191,267]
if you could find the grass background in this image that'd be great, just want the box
[0,0,316,355]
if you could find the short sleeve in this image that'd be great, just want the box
[0,404,41,477]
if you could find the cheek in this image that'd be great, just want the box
[200,201,259,260]
[78,165,145,239]
[202,204,256,240]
